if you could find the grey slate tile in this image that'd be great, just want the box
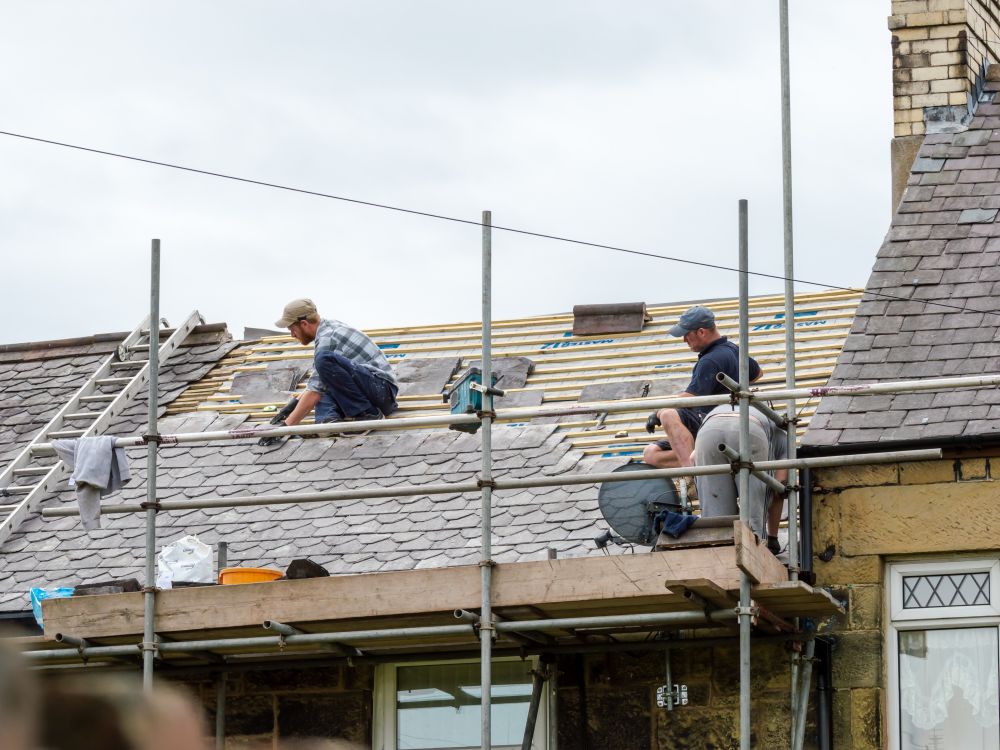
[954,130,991,147]
[912,157,945,173]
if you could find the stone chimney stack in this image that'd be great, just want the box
[889,0,998,209]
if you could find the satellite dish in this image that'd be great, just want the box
[597,462,682,546]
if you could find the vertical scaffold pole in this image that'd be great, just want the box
[778,0,803,735]
[779,0,799,584]
[215,676,227,750]
[737,201,752,750]
[480,210,494,750]
[216,541,228,749]
[142,238,161,691]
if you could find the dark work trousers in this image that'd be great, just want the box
[313,351,398,423]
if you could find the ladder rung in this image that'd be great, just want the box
[1,486,35,496]
[81,395,116,403]
[65,412,102,420]
[13,467,53,477]
[131,344,151,352]
[96,376,134,387]
[47,429,86,439]
[111,360,146,370]
[0,505,18,512]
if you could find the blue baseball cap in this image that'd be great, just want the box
[669,305,716,337]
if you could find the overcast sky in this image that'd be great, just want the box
[0,2,892,344]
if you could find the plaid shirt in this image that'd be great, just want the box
[306,318,397,392]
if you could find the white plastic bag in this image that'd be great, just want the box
[156,535,213,589]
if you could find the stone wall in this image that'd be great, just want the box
[186,664,374,748]
[888,1,1000,208]
[554,645,807,749]
[889,0,1000,138]
[810,456,999,750]
[180,643,805,748]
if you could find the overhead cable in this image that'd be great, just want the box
[0,128,995,322]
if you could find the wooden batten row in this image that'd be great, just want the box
[163,291,858,449]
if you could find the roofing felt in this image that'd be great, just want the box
[802,81,1000,449]
[0,290,859,611]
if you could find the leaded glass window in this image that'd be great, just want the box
[903,573,991,610]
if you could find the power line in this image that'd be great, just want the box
[0,128,996,323]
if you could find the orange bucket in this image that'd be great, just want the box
[219,567,283,585]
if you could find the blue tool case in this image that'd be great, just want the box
[445,367,499,433]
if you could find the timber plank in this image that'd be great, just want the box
[752,581,845,617]
[734,521,788,585]
[44,549,747,640]
[663,578,737,610]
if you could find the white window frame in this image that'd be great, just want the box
[886,558,1000,750]
[373,656,549,750]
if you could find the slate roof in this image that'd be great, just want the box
[803,81,1000,449]
[0,290,859,611]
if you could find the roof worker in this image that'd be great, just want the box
[643,305,761,468]
[263,299,398,442]
[693,403,787,555]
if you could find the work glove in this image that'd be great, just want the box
[258,420,287,447]
[645,412,661,434]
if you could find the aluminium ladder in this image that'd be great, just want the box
[0,310,204,548]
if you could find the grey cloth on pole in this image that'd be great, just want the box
[51,436,131,531]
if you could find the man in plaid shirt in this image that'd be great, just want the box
[272,298,398,428]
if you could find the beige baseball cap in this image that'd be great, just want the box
[275,298,318,328]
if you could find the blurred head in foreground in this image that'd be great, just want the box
[0,637,38,750]
[40,675,208,750]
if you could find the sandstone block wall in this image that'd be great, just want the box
[890,0,1000,136]
[177,643,806,748]
[812,455,999,750]
[185,665,374,748]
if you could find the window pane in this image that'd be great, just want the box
[902,573,991,609]
[899,627,1000,750]
[396,661,534,750]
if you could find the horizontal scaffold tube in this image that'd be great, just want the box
[719,443,788,496]
[41,448,943,517]
[26,610,738,662]
[28,372,1000,456]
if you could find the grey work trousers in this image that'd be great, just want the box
[694,413,771,539]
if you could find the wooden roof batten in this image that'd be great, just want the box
[164,289,862,458]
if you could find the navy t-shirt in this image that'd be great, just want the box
[686,337,761,415]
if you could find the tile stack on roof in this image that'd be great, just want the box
[804,83,1000,448]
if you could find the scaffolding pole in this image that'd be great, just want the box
[779,0,804,738]
[737,200,752,750]
[142,239,160,692]
[778,0,799,583]
[26,609,739,662]
[41,447,943,518]
[28,372,1000,456]
[480,210,494,750]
